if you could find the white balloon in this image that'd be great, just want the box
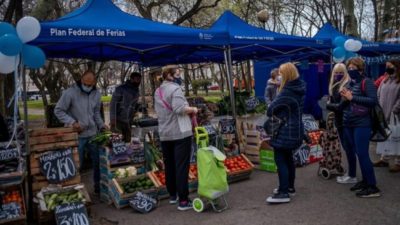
[0,53,19,74]
[344,39,355,52]
[351,40,362,52]
[16,16,41,43]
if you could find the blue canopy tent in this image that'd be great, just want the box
[314,23,400,57]
[209,11,331,62]
[31,0,229,66]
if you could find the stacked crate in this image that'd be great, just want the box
[29,128,81,193]
[99,146,145,204]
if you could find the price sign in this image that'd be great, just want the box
[131,148,145,164]
[245,97,259,112]
[55,202,89,225]
[0,202,22,220]
[0,147,19,162]
[39,148,77,183]
[112,141,127,156]
[129,192,157,213]
[219,119,236,134]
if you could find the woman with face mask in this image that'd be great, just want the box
[326,63,357,184]
[338,57,380,198]
[374,59,400,172]
[154,65,198,211]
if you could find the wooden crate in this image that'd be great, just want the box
[0,185,26,225]
[32,176,82,193]
[29,128,78,153]
[109,174,158,209]
[227,154,255,183]
[243,130,261,164]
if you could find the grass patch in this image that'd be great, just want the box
[20,114,45,120]
[101,96,112,103]
[20,100,44,109]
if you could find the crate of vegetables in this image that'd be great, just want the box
[307,130,324,146]
[0,185,26,224]
[109,173,158,209]
[224,154,254,183]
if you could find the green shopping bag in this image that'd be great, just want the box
[196,127,229,199]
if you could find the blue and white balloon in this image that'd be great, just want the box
[21,44,46,69]
[0,34,23,56]
[16,16,41,43]
[0,53,20,74]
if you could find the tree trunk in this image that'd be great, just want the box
[371,0,379,41]
[183,65,190,97]
[246,60,252,93]
[240,62,248,93]
[341,0,359,37]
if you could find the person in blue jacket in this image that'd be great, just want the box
[266,62,306,204]
[340,57,381,198]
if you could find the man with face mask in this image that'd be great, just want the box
[110,72,142,143]
[55,70,107,194]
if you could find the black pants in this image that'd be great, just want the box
[274,148,296,194]
[116,121,131,143]
[161,136,192,202]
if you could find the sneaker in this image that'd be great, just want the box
[350,181,368,192]
[273,188,296,196]
[373,160,389,167]
[356,186,381,198]
[169,196,178,205]
[177,200,193,211]
[389,164,400,173]
[336,175,358,184]
[266,193,291,204]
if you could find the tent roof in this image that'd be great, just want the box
[31,0,227,64]
[314,23,400,57]
[207,11,330,61]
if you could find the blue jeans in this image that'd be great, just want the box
[338,128,357,178]
[274,148,296,194]
[343,127,377,186]
[78,137,100,191]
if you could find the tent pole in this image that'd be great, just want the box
[224,46,237,119]
[139,64,147,116]
[21,64,33,223]
[224,46,241,153]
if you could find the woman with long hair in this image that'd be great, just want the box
[340,57,380,198]
[266,62,306,204]
[374,59,400,172]
[326,63,357,184]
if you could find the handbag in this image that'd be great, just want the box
[263,116,285,138]
[370,104,392,142]
[351,103,370,116]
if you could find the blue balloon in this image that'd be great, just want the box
[0,34,23,56]
[333,36,346,47]
[333,47,346,59]
[0,22,16,36]
[345,51,357,60]
[22,44,46,69]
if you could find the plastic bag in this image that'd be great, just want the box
[377,114,400,155]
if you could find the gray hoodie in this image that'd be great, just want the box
[54,83,104,138]
[154,81,192,141]
[264,79,278,106]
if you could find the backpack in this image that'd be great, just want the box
[361,79,392,142]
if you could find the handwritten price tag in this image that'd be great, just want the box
[39,148,77,183]
[55,203,89,225]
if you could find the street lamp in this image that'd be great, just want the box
[257,9,269,29]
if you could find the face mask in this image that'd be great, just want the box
[348,70,359,80]
[386,67,395,75]
[82,84,93,93]
[334,74,344,82]
[173,77,182,86]
[131,81,140,87]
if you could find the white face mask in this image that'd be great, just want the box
[82,84,93,93]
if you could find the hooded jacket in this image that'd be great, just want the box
[110,81,140,124]
[264,79,278,106]
[267,78,306,150]
[54,83,104,138]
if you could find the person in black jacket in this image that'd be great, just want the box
[326,63,358,184]
[0,112,10,142]
[110,72,141,142]
[340,57,380,198]
[266,62,306,204]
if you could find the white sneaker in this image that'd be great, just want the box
[336,175,357,184]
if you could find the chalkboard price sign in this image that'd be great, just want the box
[0,147,19,162]
[112,141,127,156]
[219,119,236,134]
[0,202,23,220]
[129,192,157,213]
[131,149,145,164]
[39,148,77,183]
[55,202,89,225]
[245,97,259,112]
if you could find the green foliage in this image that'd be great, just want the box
[216,91,266,116]
[192,79,212,92]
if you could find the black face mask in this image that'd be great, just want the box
[348,69,360,80]
[386,67,395,75]
[131,81,140,87]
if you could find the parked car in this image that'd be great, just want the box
[29,94,42,101]
[208,84,220,90]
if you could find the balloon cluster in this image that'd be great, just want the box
[0,16,45,74]
[332,36,362,63]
